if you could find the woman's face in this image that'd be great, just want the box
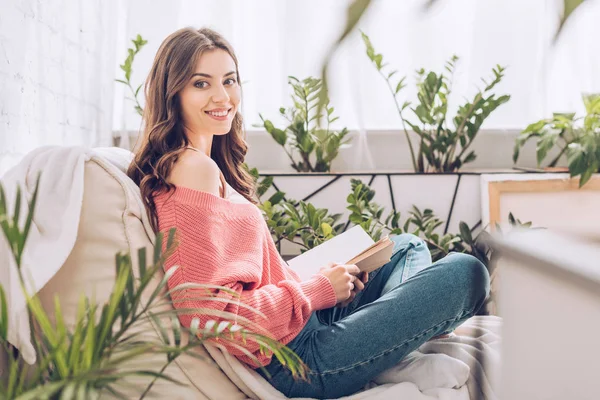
[179,49,241,136]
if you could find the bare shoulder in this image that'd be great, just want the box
[168,150,221,196]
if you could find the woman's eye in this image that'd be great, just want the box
[224,78,237,86]
[194,81,208,89]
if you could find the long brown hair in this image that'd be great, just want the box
[127,27,257,232]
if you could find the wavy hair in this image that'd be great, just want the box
[127,27,257,232]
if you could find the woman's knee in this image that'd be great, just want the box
[391,233,427,253]
[444,253,490,309]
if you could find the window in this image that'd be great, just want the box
[113,0,600,132]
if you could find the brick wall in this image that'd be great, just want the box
[0,0,119,176]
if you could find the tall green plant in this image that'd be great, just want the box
[116,34,148,116]
[513,94,600,187]
[259,76,351,172]
[361,33,510,172]
[0,178,306,399]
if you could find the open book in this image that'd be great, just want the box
[286,225,394,281]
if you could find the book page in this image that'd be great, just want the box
[286,225,375,281]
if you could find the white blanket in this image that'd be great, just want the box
[0,146,135,364]
[206,316,501,400]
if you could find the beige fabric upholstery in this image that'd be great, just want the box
[20,158,248,399]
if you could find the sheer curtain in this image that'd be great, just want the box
[114,0,600,134]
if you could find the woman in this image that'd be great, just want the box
[128,27,490,399]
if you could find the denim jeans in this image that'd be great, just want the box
[259,233,490,399]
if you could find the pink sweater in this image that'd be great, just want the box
[153,186,337,367]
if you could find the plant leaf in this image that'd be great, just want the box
[321,222,333,237]
[0,285,7,341]
[459,222,473,243]
[555,0,585,41]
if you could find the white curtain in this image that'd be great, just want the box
[114,0,600,135]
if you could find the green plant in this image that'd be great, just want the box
[346,179,403,242]
[316,0,372,124]
[513,94,600,187]
[346,179,464,261]
[249,167,537,270]
[250,169,484,264]
[258,76,351,172]
[249,165,344,252]
[361,33,510,172]
[455,213,536,270]
[261,198,345,252]
[346,177,538,267]
[0,178,305,399]
[116,34,148,116]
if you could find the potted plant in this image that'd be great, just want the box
[361,32,510,173]
[250,167,487,264]
[513,93,600,187]
[257,76,351,173]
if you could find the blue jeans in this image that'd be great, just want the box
[259,233,490,399]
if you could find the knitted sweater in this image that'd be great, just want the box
[153,186,338,367]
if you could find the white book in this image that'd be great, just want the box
[287,225,394,281]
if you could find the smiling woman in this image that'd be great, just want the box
[126,26,489,400]
[127,27,257,233]
[180,52,241,137]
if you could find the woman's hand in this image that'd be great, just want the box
[318,262,361,303]
[338,271,369,308]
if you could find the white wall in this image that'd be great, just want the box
[121,127,545,172]
[243,129,545,172]
[0,0,120,176]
